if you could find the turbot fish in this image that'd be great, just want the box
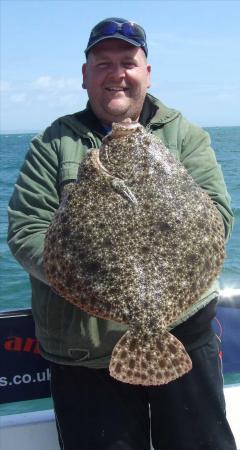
[43,120,225,386]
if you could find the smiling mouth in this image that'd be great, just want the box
[105,87,128,92]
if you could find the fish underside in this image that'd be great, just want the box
[44,122,225,386]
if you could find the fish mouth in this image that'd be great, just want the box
[102,120,142,142]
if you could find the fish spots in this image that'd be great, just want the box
[212,242,220,252]
[78,249,89,260]
[186,253,198,265]
[129,339,138,352]
[61,226,70,238]
[115,362,122,374]
[165,370,172,379]
[153,222,172,233]
[102,237,112,248]
[148,368,154,377]
[129,359,135,370]
[196,219,207,230]
[98,221,106,229]
[168,285,175,294]
[85,261,102,275]
[159,359,166,369]
[149,317,158,329]
[172,357,181,367]
[141,360,148,370]
[168,343,178,354]
[60,213,68,224]
[156,341,164,352]
[145,351,152,362]
[140,245,150,254]
[178,298,185,308]
[120,350,128,360]
[141,373,147,381]
[134,371,141,379]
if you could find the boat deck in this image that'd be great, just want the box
[0,384,239,450]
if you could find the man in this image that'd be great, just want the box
[8,17,236,450]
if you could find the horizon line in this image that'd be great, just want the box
[1,124,240,135]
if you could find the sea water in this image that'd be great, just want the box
[1,127,239,310]
[0,126,240,415]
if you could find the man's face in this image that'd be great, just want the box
[82,39,151,125]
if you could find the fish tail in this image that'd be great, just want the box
[109,330,192,386]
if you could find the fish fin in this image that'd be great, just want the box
[109,330,192,386]
[111,178,138,205]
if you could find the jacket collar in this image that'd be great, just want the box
[142,93,180,126]
[60,93,180,139]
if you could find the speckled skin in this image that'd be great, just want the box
[43,121,225,385]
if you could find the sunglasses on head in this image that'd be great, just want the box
[89,20,146,46]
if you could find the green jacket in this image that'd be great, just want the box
[8,94,234,367]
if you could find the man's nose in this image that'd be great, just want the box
[108,64,125,78]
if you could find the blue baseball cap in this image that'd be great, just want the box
[85,17,148,57]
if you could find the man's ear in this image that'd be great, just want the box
[147,64,151,89]
[82,63,87,89]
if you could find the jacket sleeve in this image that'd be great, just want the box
[179,117,234,241]
[7,126,60,284]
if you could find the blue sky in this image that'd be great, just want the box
[1,0,240,131]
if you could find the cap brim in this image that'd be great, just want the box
[85,33,142,55]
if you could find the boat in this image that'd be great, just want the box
[0,289,240,449]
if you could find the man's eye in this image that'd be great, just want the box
[97,63,109,68]
[123,62,135,69]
